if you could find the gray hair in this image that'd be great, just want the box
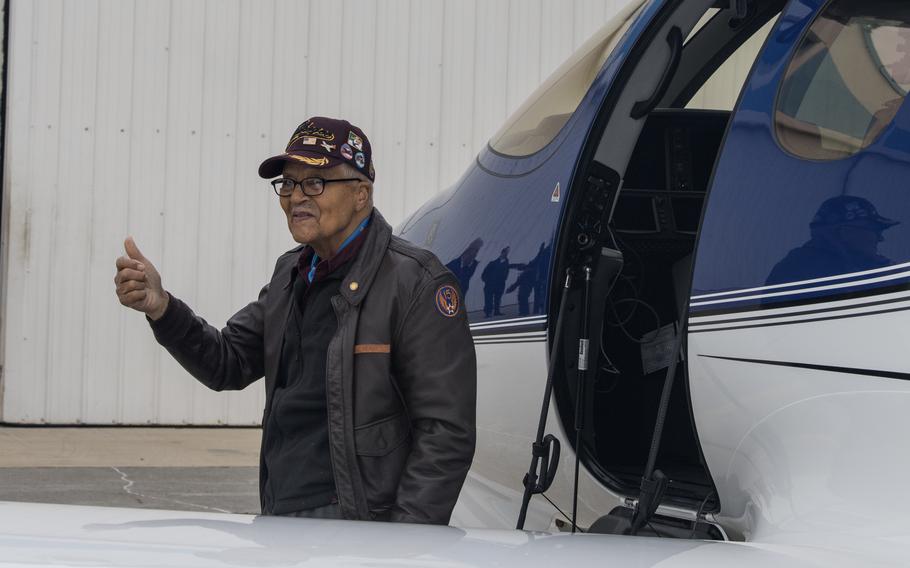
[340,162,372,185]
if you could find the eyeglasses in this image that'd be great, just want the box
[271,176,363,197]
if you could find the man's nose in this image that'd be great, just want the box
[289,185,310,203]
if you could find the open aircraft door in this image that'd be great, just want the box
[686,0,910,542]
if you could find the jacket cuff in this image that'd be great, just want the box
[147,292,194,346]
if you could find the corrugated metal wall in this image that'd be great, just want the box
[1,1,770,424]
[2,0,645,424]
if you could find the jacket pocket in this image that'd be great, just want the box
[355,412,411,509]
[354,412,410,456]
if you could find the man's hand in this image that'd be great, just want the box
[115,237,169,320]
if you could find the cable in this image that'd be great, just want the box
[687,491,716,539]
[542,493,578,529]
[607,298,661,344]
[647,520,670,538]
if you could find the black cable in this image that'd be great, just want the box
[605,293,640,326]
[647,521,670,538]
[542,493,577,529]
[607,298,661,344]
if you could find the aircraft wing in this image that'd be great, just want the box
[0,501,893,568]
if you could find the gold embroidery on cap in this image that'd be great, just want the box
[288,120,336,145]
[354,344,391,354]
[290,155,329,166]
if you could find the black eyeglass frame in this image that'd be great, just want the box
[271,176,365,197]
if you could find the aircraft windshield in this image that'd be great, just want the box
[488,0,646,157]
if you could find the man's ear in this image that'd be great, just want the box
[354,181,372,211]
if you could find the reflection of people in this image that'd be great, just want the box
[114,117,476,525]
[481,247,518,317]
[506,242,550,316]
[446,238,483,296]
[767,196,898,285]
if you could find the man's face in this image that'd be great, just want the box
[279,162,366,248]
[836,223,885,257]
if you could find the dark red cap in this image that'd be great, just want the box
[258,117,375,181]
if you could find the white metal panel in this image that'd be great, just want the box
[5,0,751,424]
[192,0,242,425]
[1,0,37,421]
[47,0,100,423]
[4,0,64,423]
[155,0,206,425]
[121,0,171,424]
[470,0,510,152]
[403,0,445,213]
[83,0,136,423]
[157,0,211,424]
[226,0,276,424]
[371,0,414,224]
[437,0,477,193]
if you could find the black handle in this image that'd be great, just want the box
[630,26,683,120]
[540,434,561,492]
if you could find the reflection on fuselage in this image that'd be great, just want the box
[766,195,898,285]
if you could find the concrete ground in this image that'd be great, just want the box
[0,427,261,514]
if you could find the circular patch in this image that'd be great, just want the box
[435,284,460,317]
[354,152,366,169]
[340,144,354,160]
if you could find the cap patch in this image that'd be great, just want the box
[320,141,336,152]
[355,152,366,169]
[348,131,364,151]
[290,155,330,166]
[435,285,460,317]
[340,144,354,160]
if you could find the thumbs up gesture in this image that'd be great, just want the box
[115,237,169,320]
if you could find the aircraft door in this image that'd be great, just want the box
[688,0,910,535]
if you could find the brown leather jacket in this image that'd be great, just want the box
[149,209,477,524]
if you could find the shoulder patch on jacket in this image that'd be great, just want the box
[435,284,460,317]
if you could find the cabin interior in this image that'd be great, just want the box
[553,0,786,529]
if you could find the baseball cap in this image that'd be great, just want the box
[258,116,375,181]
[811,196,898,230]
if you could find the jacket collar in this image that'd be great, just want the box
[339,207,391,306]
[281,208,392,305]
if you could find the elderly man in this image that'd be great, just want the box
[114,117,477,524]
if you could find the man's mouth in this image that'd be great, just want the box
[292,210,316,222]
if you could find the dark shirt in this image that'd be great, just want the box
[481,258,510,292]
[766,238,891,285]
[446,257,478,295]
[261,223,369,515]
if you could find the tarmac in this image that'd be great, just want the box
[0,427,262,514]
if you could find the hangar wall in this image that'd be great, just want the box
[0,0,757,424]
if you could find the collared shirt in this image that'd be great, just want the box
[261,217,371,515]
[299,216,371,285]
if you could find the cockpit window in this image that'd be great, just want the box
[775,0,910,160]
[488,1,645,157]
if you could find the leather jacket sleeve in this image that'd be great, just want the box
[147,286,268,392]
[389,274,477,524]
